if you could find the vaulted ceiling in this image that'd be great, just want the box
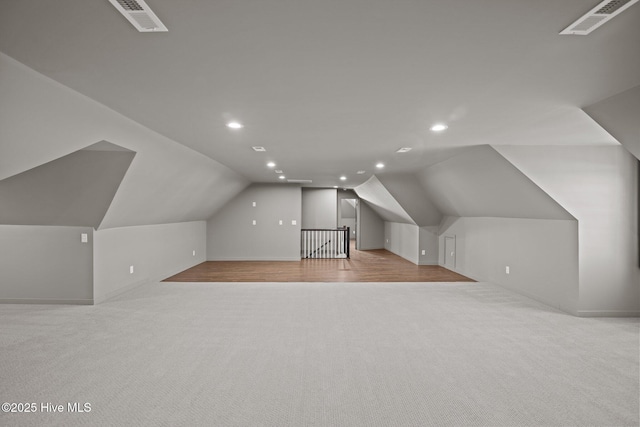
[1,0,638,189]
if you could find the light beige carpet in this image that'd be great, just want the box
[1,281,638,426]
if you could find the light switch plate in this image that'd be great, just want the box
[291,220,297,225]
[81,233,88,243]
[252,220,257,225]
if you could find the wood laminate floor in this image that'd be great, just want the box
[164,247,474,283]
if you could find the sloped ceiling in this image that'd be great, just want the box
[356,145,574,225]
[0,143,134,228]
[415,145,574,220]
[354,176,416,224]
[0,52,249,229]
[583,85,640,160]
[0,0,637,188]
[375,173,442,226]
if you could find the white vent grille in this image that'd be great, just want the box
[108,0,168,32]
[560,0,638,35]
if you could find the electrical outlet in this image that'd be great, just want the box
[252,220,257,225]
[421,250,426,256]
[505,266,510,274]
[192,250,196,256]
[252,201,256,207]
[279,220,283,225]
[129,265,134,274]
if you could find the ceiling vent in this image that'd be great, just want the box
[108,0,168,32]
[560,0,638,35]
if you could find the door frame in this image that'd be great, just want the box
[444,235,456,269]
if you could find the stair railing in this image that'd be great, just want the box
[301,227,350,259]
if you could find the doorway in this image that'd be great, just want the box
[444,236,456,269]
[339,198,358,250]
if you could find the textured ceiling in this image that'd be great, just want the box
[0,0,638,188]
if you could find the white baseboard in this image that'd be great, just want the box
[208,257,302,261]
[0,298,93,305]
[93,278,149,305]
[577,310,640,318]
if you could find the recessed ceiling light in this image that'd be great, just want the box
[376,163,385,169]
[396,147,412,153]
[227,121,243,129]
[333,186,338,188]
[267,162,276,168]
[340,176,347,181]
[274,169,283,174]
[252,146,266,152]
[357,170,366,174]
[279,175,286,180]
[430,123,448,132]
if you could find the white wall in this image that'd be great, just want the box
[438,217,580,314]
[0,225,93,304]
[93,221,206,303]
[207,184,302,261]
[301,188,337,229]
[496,146,640,316]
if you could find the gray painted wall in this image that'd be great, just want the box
[207,184,302,261]
[496,145,640,316]
[340,199,356,219]
[301,188,337,229]
[0,225,93,304]
[94,221,206,303]
[384,222,419,264]
[438,217,579,314]
[382,223,439,266]
[419,227,439,265]
[358,201,385,250]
